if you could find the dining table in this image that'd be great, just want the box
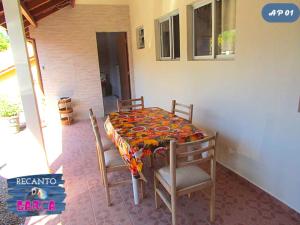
[104,107,207,205]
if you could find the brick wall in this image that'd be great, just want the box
[30,5,132,121]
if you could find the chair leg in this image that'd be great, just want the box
[103,171,111,206]
[188,193,192,199]
[210,184,216,223]
[99,162,104,186]
[105,185,111,206]
[96,147,104,185]
[171,195,176,225]
[154,175,160,209]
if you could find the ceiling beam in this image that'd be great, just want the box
[30,0,66,17]
[0,15,5,26]
[1,0,74,30]
[24,20,31,28]
[24,0,50,11]
[35,1,69,21]
[0,1,4,22]
[25,26,30,35]
[20,1,37,27]
[0,3,4,16]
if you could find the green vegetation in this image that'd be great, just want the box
[218,29,236,52]
[0,98,21,117]
[0,28,10,52]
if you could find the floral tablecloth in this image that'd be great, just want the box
[104,107,206,177]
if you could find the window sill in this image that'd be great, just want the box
[192,55,214,60]
[188,54,235,61]
[157,58,180,61]
[216,54,235,60]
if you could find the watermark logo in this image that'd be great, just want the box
[7,174,66,217]
[262,3,299,23]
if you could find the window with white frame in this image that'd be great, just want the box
[193,1,214,58]
[216,0,236,56]
[157,11,180,60]
[189,0,236,60]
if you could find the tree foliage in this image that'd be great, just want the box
[0,31,9,52]
[0,98,21,117]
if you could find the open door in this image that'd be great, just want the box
[96,32,131,114]
[116,33,131,100]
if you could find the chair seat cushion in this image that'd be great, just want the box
[104,148,125,167]
[157,165,210,190]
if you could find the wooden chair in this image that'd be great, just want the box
[117,96,144,112]
[89,109,144,206]
[154,133,217,225]
[171,100,193,123]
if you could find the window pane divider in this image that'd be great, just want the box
[211,0,215,58]
[170,16,174,59]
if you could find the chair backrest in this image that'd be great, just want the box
[89,108,106,172]
[169,132,217,190]
[171,100,193,123]
[117,96,144,112]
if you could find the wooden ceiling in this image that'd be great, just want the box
[0,0,75,37]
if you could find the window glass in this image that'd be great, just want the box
[194,3,212,56]
[173,14,180,58]
[160,20,171,58]
[216,0,236,55]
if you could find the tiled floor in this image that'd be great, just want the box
[25,119,300,225]
[0,176,25,225]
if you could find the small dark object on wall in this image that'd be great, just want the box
[136,26,145,49]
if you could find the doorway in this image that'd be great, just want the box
[96,32,131,115]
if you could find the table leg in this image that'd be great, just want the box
[132,175,139,205]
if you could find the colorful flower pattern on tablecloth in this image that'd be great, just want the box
[104,107,206,177]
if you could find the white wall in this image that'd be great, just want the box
[129,0,300,212]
